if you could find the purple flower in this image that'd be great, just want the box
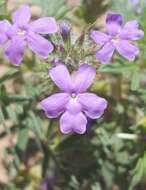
[40,64,107,134]
[0,5,58,65]
[90,12,144,64]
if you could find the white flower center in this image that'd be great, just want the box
[112,36,120,44]
[17,29,26,36]
[71,93,76,98]
[71,93,77,102]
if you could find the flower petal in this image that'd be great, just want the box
[5,36,25,65]
[30,17,58,34]
[106,12,122,36]
[49,64,72,92]
[7,24,19,38]
[96,42,115,64]
[66,98,82,114]
[90,30,110,46]
[115,40,139,61]
[60,112,87,134]
[78,93,108,119]
[0,20,11,44]
[27,32,54,58]
[73,64,96,93]
[40,93,69,118]
[120,20,144,40]
[12,5,31,28]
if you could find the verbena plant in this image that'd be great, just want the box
[0,0,146,189]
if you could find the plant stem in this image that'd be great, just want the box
[111,74,122,101]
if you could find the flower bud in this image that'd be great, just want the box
[51,58,62,66]
[60,21,71,41]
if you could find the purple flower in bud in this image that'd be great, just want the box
[60,21,71,41]
[0,5,58,66]
[90,12,144,64]
[40,64,107,134]
[41,177,54,190]
[51,58,62,66]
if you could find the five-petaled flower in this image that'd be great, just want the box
[90,12,144,64]
[40,64,107,134]
[0,5,58,65]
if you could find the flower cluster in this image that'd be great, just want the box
[0,5,144,134]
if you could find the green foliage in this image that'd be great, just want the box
[92,182,102,190]
[72,0,111,24]
[129,152,146,190]
[0,68,19,83]
[31,0,70,19]
[17,128,28,151]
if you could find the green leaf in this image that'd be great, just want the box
[6,106,18,124]
[0,85,7,100]
[0,0,6,15]
[129,152,146,190]
[97,128,111,146]
[99,63,137,74]
[69,176,79,190]
[0,106,5,124]
[112,0,135,21]
[17,128,28,150]
[6,95,32,102]
[31,0,70,19]
[92,182,102,190]
[0,68,19,83]
[80,0,111,23]
[131,69,140,91]
[29,111,45,140]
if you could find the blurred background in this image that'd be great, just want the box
[1,0,146,189]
